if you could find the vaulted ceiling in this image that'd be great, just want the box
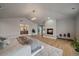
[0,3,79,24]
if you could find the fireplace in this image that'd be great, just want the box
[47,28,53,35]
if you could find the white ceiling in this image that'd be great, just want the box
[0,3,79,24]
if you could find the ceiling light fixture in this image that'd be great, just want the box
[33,10,35,13]
[31,10,37,21]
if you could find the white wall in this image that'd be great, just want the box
[56,18,75,39]
[76,16,79,39]
[0,17,77,39]
[0,18,38,38]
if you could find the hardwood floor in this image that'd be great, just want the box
[32,36,77,56]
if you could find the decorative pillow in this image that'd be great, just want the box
[17,36,29,45]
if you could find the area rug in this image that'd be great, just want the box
[34,39,63,56]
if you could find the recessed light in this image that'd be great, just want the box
[72,8,75,10]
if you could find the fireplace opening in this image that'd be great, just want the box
[47,28,53,35]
